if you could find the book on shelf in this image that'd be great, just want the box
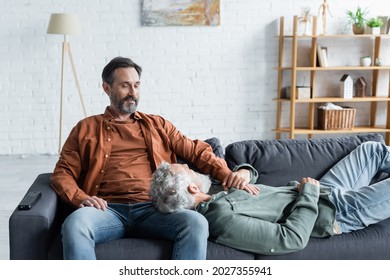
[316,44,328,67]
[321,47,328,67]
[317,44,324,67]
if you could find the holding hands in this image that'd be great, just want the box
[222,169,260,195]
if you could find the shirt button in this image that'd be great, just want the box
[107,138,111,141]
[106,126,111,130]
[105,154,109,158]
[100,170,104,173]
[95,185,99,189]
[270,249,275,253]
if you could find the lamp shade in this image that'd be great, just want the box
[47,13,81,35]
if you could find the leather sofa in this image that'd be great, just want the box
[9,133,390,259]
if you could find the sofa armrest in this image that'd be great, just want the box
[9,173,58,259]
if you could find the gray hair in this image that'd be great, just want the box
[150,162,195,213]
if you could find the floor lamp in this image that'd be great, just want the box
[47,13,87,153]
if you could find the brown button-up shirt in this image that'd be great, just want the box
[51,107,231,207]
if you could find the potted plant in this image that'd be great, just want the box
[346,6,367,35]
[366,17,383,35]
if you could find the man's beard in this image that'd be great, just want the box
[196,173,212,194]
[111,95,138,114]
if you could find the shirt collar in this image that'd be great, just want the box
[195,191,229,214]
[103,106,142,122]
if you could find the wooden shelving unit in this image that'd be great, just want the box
[274,16,390,144]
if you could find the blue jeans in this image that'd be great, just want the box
[61,202,208,260]
[320,141,390,233]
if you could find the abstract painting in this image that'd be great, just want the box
[141,0,220,26]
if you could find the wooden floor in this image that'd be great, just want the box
[0,154,58,260]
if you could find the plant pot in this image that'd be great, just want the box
[370,26,381,35]
[353,24,365,34]
[360,57,371,67]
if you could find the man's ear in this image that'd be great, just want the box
[187,184,200,194]
[102,82,111,95]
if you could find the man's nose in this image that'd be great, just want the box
[128,85,136,94]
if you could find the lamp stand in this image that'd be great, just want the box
[58,35,87,153]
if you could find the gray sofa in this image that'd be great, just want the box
[9,133,390,259]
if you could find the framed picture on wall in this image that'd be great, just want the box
[141,0,220,26]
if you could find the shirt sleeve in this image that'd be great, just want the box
[232,163,259,184]
[161,117,232,181]
[50,124,89,207]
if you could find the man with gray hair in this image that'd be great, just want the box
[150,162,219,213]
[150,141,390,255]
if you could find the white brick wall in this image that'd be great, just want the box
[1,0,389,154]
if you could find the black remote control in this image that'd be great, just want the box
[18,191,41,210]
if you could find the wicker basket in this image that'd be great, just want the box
[318,107,356,130]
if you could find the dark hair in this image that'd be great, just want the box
[101,57,142,85]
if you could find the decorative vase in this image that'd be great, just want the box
[353,24,365,35]
[303,22,310,35]
[360,57,372,67]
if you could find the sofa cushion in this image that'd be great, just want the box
[225,134,385,187]
[48,233,255,260]
[204,137,224,158]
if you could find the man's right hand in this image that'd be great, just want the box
[297,177,319,192]
[79,196,108,210]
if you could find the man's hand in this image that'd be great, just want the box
[222,169,260,195]
[79,196,108,210]
[297,177,320,192]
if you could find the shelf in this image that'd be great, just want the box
[280,34,390,39]
[274,15,390,145]
[278,66,390,71]
[275,97,390,103]
[273,126,390,134]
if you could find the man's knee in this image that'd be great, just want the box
[189,211,208,230]
[360,141,387,155]
[178,210,209,235]
[62,207,96,238]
